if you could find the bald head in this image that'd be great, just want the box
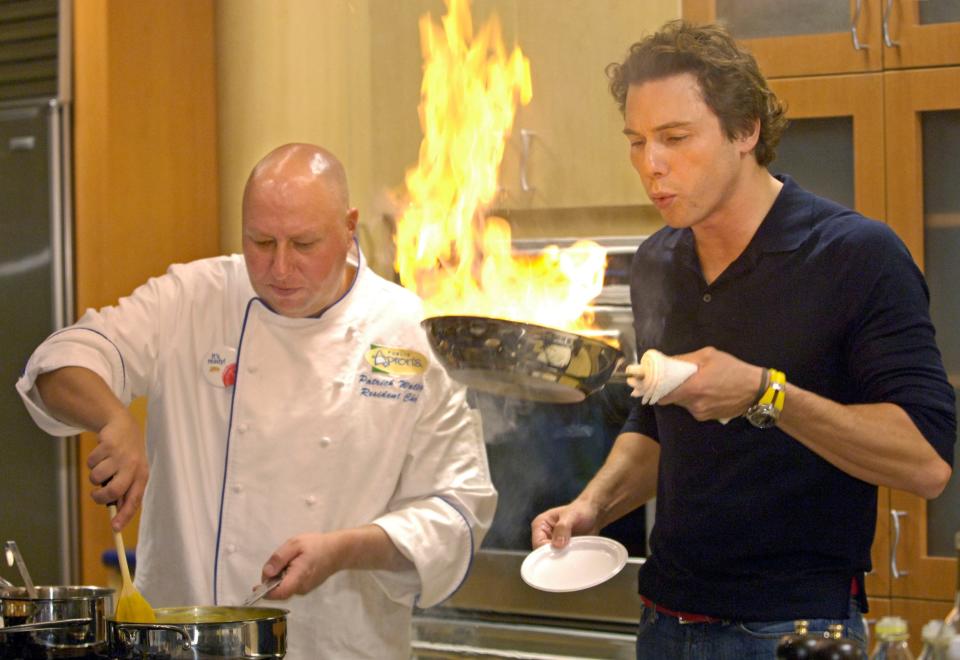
[243,143,350,215]
[241,143,360,317]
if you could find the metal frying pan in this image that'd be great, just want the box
[421,315,624,403]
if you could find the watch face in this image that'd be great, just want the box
[746,403,778,429]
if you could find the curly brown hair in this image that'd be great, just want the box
[606,20,788,167]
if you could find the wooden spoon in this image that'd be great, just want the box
[107,504,156,622]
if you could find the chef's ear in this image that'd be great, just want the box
[346,207,359,235]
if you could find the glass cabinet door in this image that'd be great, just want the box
[886,66,960,601]
[766,73,890,596]
[768,74,886,219]
[683,0,883,77]
[883,0,960,69]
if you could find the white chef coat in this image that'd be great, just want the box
[16,246,497,659]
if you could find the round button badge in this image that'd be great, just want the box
[201,346,237,388]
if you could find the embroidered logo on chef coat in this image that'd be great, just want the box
[201,346,238,388]
[358,345,426,403]
[365,344,428,375]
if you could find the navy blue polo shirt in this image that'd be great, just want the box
[622,175,956,621]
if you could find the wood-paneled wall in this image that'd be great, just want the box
[73,0,219,586]
[215,0,376,268]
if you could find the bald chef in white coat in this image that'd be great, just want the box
[16,143,497,658]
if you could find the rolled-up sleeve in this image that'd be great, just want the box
[15,266,183,438]
[370,373,497,608]
[848,227,956,465]
[16,326,129,436]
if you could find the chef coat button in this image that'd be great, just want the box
[227,544,237,554]
[702,293,712,303]
[237,423,249,434]
[305,495,317,506]
[232,484,243,494]
[247,365,258,374]
[318,436,331,447]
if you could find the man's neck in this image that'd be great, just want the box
[693,169,783,285]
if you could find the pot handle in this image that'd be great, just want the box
[115,623,193,651]
[0,617,92,634]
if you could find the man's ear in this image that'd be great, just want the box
[346,208,359,235]
[737,118,761,155]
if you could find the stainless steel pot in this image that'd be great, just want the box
[108,606,288,659]
[422,315,624,403]
[0,585,114,658]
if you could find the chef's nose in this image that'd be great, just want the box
[271,243,291,277]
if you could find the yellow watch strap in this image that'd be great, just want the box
[757,369,786,411]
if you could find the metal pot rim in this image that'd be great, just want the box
[0,585,115,600]
[108,605,289,626]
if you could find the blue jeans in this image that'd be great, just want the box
[635,598,867,660]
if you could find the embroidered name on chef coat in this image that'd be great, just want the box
[359,344,427,402]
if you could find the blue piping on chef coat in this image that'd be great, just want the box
[28,327,127,392]
[417,495,475,608]
[212,238,363,604]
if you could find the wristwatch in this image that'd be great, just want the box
[744,369,786,429]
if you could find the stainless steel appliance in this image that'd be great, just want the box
[413,235,649,659]
[0,0,78,588]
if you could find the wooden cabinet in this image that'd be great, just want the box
[882,1,960,69]
[883,67,960,613]
[73,0,219,586]
[685,1,960,641]
[766,63,960,648]
[683,0,883,76]
[495,0,677,210]
[683,0,960,78]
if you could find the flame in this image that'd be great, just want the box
[394,0,606,334]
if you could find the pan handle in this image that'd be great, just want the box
[113,623,194,653]
[0,617,92,634]
[607,355,630,384]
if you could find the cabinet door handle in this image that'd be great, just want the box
[882,0,900,47]
[519,128,536,193]
[890,509,909,578]
[851,0,870,50]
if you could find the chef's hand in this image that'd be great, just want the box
[658,346,763,422]
[260,527,412,600]
[531,500,600,551]
[260,533,340,600]
[36,367,149,531]
[87,408,149,531]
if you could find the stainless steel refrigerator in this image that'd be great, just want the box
[0,0,77,587]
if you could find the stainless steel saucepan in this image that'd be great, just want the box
[108,605,288,659]
[422,315,624,403]
[0,585,114,658]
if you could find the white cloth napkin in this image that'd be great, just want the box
[625,349,730,423]
[625,349,697,404]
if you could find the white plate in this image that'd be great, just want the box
[520,536,628,593]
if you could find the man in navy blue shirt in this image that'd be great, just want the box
[531,20,955,659]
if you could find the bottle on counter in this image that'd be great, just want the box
[870,616,915,660]
[778,619,821,659]
[812,623,868,659]
[939,532,960,651]
[919,619,944,660]
[923,531,960,660]
[918,619,957,660]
